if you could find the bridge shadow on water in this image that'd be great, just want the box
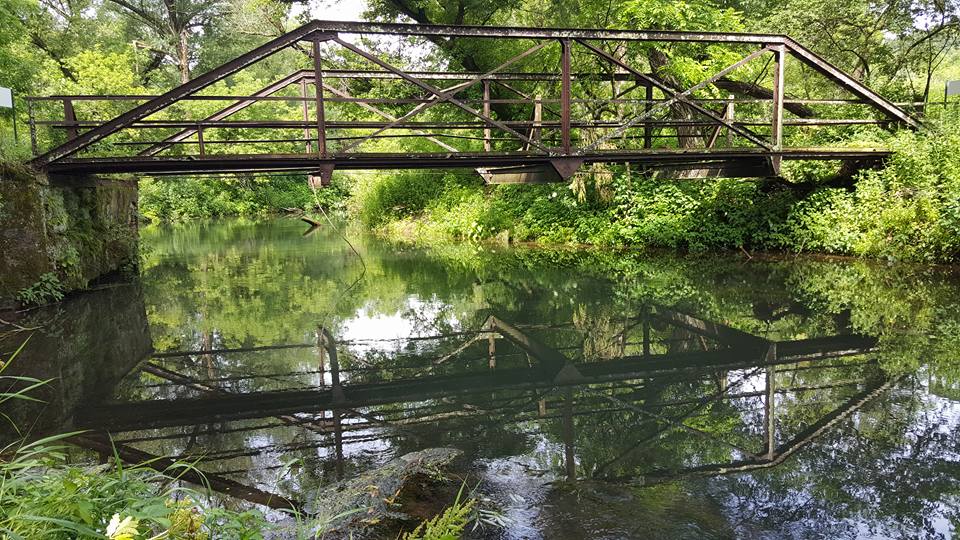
[2,219,960,538]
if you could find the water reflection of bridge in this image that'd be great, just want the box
[74,307,888,512]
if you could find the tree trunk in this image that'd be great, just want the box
[647,48,705,148]
[178,30,191,83]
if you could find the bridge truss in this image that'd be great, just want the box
[27,20,920,180]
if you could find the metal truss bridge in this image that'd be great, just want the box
[26,20,920,182]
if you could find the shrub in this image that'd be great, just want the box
[139,175,343,222]
[16,272,65,306]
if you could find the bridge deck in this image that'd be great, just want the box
[47,148,891,175]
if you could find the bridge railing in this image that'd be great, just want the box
[25,93,922,157]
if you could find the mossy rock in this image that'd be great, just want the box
[306,447,463,537]
[0,166,139,308]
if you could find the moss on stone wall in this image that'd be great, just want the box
[0,163,138,309]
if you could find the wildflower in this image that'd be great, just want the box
[105,514,140,540]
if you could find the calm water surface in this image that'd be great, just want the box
[5,217,960,539]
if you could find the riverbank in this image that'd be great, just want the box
[0,163,139,309]
[353,119,960,263]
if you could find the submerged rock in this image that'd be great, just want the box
[308,447,463,537]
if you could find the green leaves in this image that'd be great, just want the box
[621,0,743,32]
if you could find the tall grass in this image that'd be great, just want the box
[0,337,265,538]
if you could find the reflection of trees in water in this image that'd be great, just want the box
[124,219,960,534]
[710,378,960,537]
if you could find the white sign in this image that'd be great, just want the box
[947,80,960,97]
[0,87,11,109]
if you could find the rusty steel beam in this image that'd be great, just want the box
[30,21,332,166]
[575,39,773,150]
[483,80,492,152]
[45,148,893,176]
[333,37,552,153]
[40,118,893,131]
[312,38,327,156]
[140,71,310,156]
[62,99,78,140]
[783,39,920,128]
[580,45,772,153]
[561,39,572,154]
[24,92,915,106]
[310,19,787,44]
[770,44,786,173]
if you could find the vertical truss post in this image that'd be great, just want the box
[642,314,651,357]
[27,100,37,156]
[644,85,654,149]
[488,332,497,369]
[771,44,786,172]
[764,342,777,459]
[319,326,345,478]
[560,39,572,154]
[726,94,735,146]
[562,389,576,480]
[619,319,627,355]
[312,39,327,157]
[196,123,205,156]
[483,80,492,152]
[316,327,326,387]
[300,78,313,154]
[333,406,345,479]
[63,98,78,140]
[533,95,543,144]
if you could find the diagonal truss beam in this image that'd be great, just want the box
[337,79,474,153]
[785,40,920,128]
[139,70,311,156]
[333,37,552,153]
[31,21,330,166]
[576,39,773,150]
[320,82,460,152]
[581,46,772,153]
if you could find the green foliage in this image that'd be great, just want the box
[16,272,65,306]
[401,487,476,540]
[780,118,960,261]
[356,117,960,263]
[138,175,342,222]
[0,438,267,539]
[622,0,743,32]
[0,335,263,538]
[0,139,32,165]
[350,171,458,227]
